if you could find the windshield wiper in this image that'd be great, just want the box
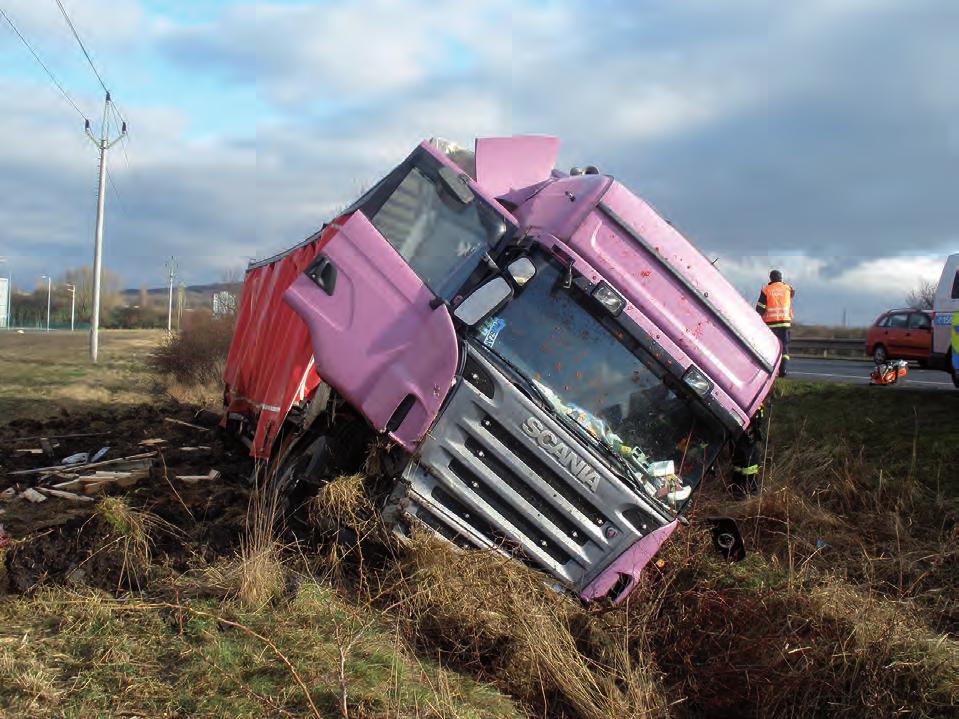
[483,347,553,409]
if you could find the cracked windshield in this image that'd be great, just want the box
[475,254,724,508]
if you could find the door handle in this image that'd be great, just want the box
[305,254,338,296]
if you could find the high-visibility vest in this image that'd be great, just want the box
[761,282,793,326]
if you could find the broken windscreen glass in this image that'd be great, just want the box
[473,251,725,511]
[371,165,510,301]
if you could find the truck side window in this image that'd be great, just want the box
[952,271,959,300]
[877,315,890,327]
[371,165,508,301]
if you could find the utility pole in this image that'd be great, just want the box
[41,275,51,332]
[66,283,76,331]
[165,256,178,334]
[85,92,126,362]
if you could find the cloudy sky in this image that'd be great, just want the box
[0,0,956,325]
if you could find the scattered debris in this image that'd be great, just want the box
[0,487,16,502]
[21,488,48,503]
[10,452,157,477]
[177,469,221,484]
[91,446,110,463]
[39,488,94,503]
[0,524,10,549]
[164,417,209,432]
[14,448,44,456]
[179,446,212,452]
[61,452,90,466]
[139,438,167,447]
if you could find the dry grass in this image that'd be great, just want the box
[95,496,177,590]
[0,329,162,420]
[384,533,671,719]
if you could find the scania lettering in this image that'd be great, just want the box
[222,136,780,605]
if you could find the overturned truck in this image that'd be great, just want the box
[223,136,780,604]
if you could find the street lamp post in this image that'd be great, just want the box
[66,283,76,331]
[40,275,51,332]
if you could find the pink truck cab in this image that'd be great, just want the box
[224,136,780,604]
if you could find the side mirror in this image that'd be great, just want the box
[437,165,474,206]
[453,276,512,326]
[507,257,536,287]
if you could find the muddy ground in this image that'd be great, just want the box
[0,403,254,594]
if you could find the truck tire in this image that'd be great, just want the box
[270,434,334,526]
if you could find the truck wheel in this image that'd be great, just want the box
[270,435,333,524]
[873,345,888,363]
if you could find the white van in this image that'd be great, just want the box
[931,253,959,387]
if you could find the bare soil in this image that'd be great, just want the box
[0,402,253,594]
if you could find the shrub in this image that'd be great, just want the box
[149,311,235,386]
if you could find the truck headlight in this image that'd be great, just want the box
[683,366,713,397]
[592,281,625,316]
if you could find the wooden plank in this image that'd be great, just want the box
[176,469,221,484]
[9,452,156,477]
[21,488,48,503]
[12,432,111,443]
[39,488,94,503]
[164,418,209,432]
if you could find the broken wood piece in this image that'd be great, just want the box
[164,417,210,432]
[21,488,47,503]
[179,446,212,452]
[52,479,83,491]
[39,488,93,503]
[13,431,110,443]
[14,448,44,456]
[138,438,167,447]
[176,470,221,484]
[10,452,156,477]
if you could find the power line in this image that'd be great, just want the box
[52,0,110,97]
[0,6,88,120]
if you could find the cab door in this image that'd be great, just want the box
[284,210,459,451]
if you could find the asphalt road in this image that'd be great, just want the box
[788,358,956,391]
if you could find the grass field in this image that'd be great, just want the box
[0,330,163,420]
[1,332,957,718]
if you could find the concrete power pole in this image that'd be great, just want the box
[165,257,179,334]
[66,283,76,331]
[85,92,126,362]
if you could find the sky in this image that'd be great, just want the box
[0,0,957,326]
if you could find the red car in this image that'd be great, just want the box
[866,309,933,365]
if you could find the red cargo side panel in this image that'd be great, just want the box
[223,220,343,458]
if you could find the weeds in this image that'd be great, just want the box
[95,496,176,589]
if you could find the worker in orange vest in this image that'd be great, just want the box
[756,270,794,377]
